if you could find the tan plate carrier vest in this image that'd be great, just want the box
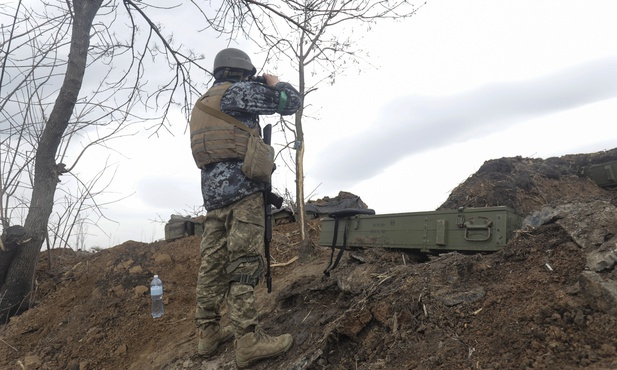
[190,82,258,168]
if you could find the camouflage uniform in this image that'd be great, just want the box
[198,79,302,212]
[194,78,301,337]
[196,191,264,334]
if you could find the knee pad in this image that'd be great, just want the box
[226,255,264,287]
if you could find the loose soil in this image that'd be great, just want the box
[1,148,617,370]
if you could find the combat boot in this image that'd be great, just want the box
[234,328,293,368]
[198,324,234,357]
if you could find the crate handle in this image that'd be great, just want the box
[464,217,492,242]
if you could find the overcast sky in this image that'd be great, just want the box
[85,0,617,248]
[314,57,617,183]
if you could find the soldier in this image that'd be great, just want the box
[189,48,302,368]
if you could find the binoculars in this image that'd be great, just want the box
[249,75,267,84]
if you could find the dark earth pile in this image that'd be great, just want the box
[1,148,617,370]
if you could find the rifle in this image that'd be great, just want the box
[262,124,283,293]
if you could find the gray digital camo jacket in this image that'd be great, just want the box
[200,80,302,211]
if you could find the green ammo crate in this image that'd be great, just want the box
[585,160,617,188]
[319,206,523,252]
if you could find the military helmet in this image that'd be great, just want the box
[213,48,256,76]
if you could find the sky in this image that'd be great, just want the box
[84,0,617,248]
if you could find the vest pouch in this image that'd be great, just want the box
[242,135,275,183]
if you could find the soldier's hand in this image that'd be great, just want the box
[263,74,280,87]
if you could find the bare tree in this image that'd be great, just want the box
[0,0,211,322]
[232,0,423,254]
[0,0,321,323]
[1,0,105,322]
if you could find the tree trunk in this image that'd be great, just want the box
[295,112,306,241]
[295,111,314,260]
[295,54,315,261]
[0,0,103,323]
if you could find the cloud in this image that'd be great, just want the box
[312,56,617,183]
[137,176,201,210]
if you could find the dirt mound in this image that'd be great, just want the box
[1,149,617,370]
[439,148,617,214]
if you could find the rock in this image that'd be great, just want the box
[154,253,172,266]
[435,287,486,306]
[115,344,128,356]
[110,285,124,296]
[115,259,134,272]
[23,354,42,369]
[586,245,617,272]
[336,264,376,294]
[523,206,564,228]
[134,285,149,296]
[579,271,617,314]
[525,201,617,251]
[555,201,617,250]
[129,265,143,274]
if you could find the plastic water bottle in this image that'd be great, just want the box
[150,275,164,318]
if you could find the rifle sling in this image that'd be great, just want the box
[323,208,375,277]
[324,218,348,277]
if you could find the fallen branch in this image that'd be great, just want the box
[271,256,298,268]
[0,337,17,352]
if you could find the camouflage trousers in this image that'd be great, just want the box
[195,192,265,336]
